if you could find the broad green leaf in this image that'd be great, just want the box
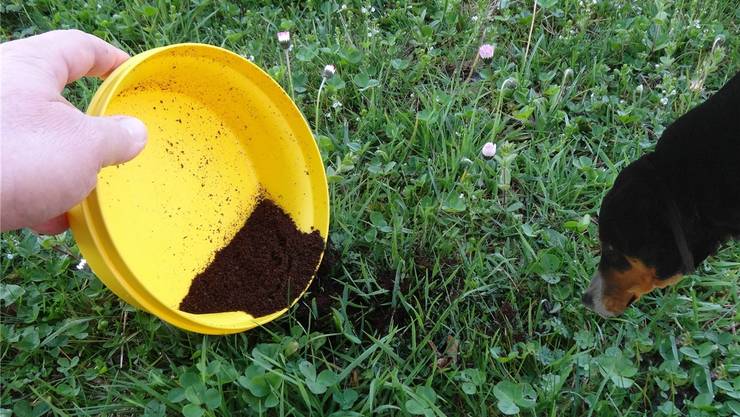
[0,284,24,305]
[299,361,316,380]
[391,58,410,70]
[494,380,537,414]
[306,378,328,394]
[142,5,157,17]
[416,386,437,403]
[442,193,466,213]
[462,382,477,394]
[536,0,559,9]
[143,400,166,417]
[204,388,222,410]
[295,44,319,62]
[417,109,436,122]
[657,401,679,416]
[353,73,379,91]
[317,370,339,387]
[326,76,346,91]
[179,371,200,389]
[339,47,363,64]
[597,348,638,389]
[184,385,205,405]
[369,212,387,228]
[333,389,359,410]
[512,105,535,121]
[167,387,186,403]
[497,399,520,415]
[405,399,429,415]
[181,404,204,417]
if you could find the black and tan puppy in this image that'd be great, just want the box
[583,71,740,317]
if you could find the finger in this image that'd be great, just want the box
[17,29,130,90]
[84,114,148,167]
[31,214,69,235]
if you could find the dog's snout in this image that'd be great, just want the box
[581,292,593,307]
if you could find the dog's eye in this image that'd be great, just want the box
[626,295,637,307]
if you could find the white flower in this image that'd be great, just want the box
[635,84,644,93]
[76,258,87,270]
[361,6,368,13]
[247,55,255,61]
[481,142,497,158]
[341,4,347,10]
[478,44,495,60]
[564,68,574,81]
[660,96,669,105]
[5,253,13,260]
[332,100,342,109]
[277,31,290,44]
[371,6,375,12]
[471,15,479,22]
[323,64,336,78]
[277,31,292,50]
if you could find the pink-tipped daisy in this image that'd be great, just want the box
[323,64,336,78]
[478,44,495,60]
[481,142,497,158]
[277,31,291,48]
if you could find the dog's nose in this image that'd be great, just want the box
[582,292,593,307]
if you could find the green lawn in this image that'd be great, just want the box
[2,1,739,416]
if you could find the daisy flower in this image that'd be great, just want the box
[481,142,497,158]
[478,44,495,60]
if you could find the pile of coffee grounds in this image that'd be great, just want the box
[179,199,325,316]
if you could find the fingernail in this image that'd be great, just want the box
[119,117,148,151]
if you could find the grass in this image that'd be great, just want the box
[1,0,739,416]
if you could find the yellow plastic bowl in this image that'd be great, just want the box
[68,44,329,335]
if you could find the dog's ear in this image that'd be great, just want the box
[599,159,657,247]
[599,157,684,278]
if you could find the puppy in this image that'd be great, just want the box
[583,71,740,317]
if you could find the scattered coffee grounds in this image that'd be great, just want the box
[295,249,412,334]
[294,242,343,325]
[179,199,325,316]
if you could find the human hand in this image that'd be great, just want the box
[1,30,147,234]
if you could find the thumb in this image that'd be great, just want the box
[85,115,148,167]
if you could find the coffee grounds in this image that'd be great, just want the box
[179,199,325,316]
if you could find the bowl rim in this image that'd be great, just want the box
[71,43,329,334]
